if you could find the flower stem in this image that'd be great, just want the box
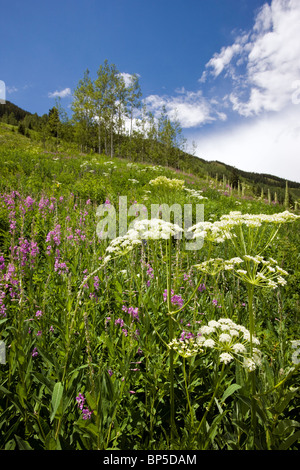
[166,236,176,444]
[196,362,226,446]
[247,283,257,447]
[183,357,194,428]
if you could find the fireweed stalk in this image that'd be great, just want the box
[166,235,176,442]
[62,257,112,382]
[51,255,114,441]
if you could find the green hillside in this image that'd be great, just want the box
[1,99,300,208]
[0,108,300,451]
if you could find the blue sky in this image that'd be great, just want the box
[1,0,300,182]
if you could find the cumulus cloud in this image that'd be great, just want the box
[188,0,300,181]
[48,87,71,98]
[205,42,244,78]
[145,89,216,128]
[118,72,140,88]
[147,1,300,130]
[203,0,300,117]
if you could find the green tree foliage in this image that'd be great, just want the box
[17,121,25,135]
[71,69,96,152]
[0,101,31,122]
[70,60,183,164]
[47,107,60,138]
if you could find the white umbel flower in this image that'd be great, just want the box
[203,339,216,348]
[169,317,262,371]
[232,343,246,354]
[219,333,232,343]
[220,352,234,364]
[105,218,183,257]
[243,358,256,372]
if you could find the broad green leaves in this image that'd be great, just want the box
[50,382,64,422]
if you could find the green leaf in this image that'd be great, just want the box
[16,383,27,408]
[273,390,297,415]
[221,383,241,403]
[4,439,16,450]
[115,280,123,293]
[204,412,226,449]
[50,381,64,422]
[86,391,97,413]
[32,371,54,393]
[279,430,300,450]
[37,346,57,368]
[0,385,25,417]
[103,369,114,399]
[274,419,300,436]
[14,435,33,450]
[45,432,58,450]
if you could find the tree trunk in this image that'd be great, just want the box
[110,113,114,158]
[98,120,101,154]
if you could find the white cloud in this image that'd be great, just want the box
[118,72,140,88]
[253,2,273,33]
[48,87,71,98]
[146,1,300,131]
[205,42,243,78]
[193,104,300,182]
[6,85,18,94]
[187,0,300,182]
[145,89,215,128]
[203,0,300,117]
[142,0,300,182]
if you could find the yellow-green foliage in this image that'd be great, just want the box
[149,175,185,190]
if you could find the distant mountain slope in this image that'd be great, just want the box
[0,100,33,121]
[204,159,300,189]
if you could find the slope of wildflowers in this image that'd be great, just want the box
[0,128,300,450]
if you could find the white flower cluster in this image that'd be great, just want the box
[169,318,262,370]
[235,255,288,288]
[187,220,233,243]
[106,219,183,256]
[149,176,185,190]
[194,255,288,288]
[189,210,300,243]
[168,337,200,358]
[194,257,243,275]
[220,210,300,227]
[184,187,208,201]
[134,218,183,240]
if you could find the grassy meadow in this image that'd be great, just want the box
[0,122,300,450]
